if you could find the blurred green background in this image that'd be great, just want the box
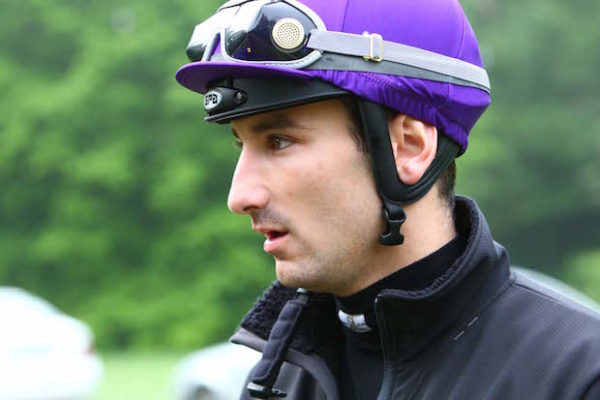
[0,0,599,396]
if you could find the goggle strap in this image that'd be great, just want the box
[207,52,489,93]
[308,30,491,92]
[306,53,490,93]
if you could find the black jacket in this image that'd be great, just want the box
[231,197,600,399]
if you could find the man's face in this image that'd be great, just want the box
[228,99,384,296]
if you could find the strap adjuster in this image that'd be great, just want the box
[380,204,406,246]
[362,32,383,62]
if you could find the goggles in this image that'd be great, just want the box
[185,0,491,92]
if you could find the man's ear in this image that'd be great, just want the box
[388,113,438,185]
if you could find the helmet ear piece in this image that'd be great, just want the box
[357,99,459,246]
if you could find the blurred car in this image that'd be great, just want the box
[173,342,261,400]
[173,268,600,400]
[0,287,103,400]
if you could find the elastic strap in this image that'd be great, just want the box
[357,100,459,245]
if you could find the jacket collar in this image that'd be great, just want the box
[374,196,512,361]
[234,196,511,367]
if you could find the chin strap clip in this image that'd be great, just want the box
[379,201,406,246]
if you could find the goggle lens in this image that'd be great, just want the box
[186,7,237,62]
[187,0,318,63]
[224,1,317,62]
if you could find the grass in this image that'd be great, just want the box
[94,352,185,400]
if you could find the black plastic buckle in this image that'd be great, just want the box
[379,206,406,246]
[247,382,287,399]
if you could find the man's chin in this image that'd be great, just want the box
[275,260,332,293]
[275,260,310,289]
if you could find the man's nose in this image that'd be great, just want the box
[227,151,270,214]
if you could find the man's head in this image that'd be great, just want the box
[227,98,451,295]
[176,0,490,294]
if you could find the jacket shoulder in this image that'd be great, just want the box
[430,269,600,400]
[510,269,600,329]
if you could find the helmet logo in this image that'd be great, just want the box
[204,90,223,111]
[272,18,305,51]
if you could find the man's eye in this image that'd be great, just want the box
[233,138,243,149]
[268,135,292,150]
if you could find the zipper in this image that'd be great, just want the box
[231,327,340,399]
[374,296,394,400]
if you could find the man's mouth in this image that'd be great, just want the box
[263,230,289,254]
[266,230,288,241]
[251,224,290,254]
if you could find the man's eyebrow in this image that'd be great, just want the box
[230,115,311,139]
[250,115,311,134]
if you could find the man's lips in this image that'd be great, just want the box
[263,232,289,254]
[252,225,288,237]
[253,225,289,254]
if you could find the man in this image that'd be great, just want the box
[176,0,600,398]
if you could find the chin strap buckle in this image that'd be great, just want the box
[379,203,406,246]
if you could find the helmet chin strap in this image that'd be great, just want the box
[357,100,459,246]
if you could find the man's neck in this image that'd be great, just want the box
[395,191,457,268]
[338,190,456,297]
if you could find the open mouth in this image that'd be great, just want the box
[267,230,288,240]
[262,229,290,254]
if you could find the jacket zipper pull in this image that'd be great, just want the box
[247,288,311,399]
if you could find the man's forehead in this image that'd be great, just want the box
[229,100,344,137]
[230,112,304,136]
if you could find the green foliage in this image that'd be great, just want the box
[459,0,600,271]
[0,0,275,350]
[0,0,598,350]
[561,251,600,303]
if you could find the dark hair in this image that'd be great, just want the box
[339,97,456,209]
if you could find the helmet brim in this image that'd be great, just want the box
[176,61,313,94]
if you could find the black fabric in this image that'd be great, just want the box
[336,234,464,329]
[233,196,600,400]
[583,379,600,400]
[336,235,464,400]
[240,285,344,387]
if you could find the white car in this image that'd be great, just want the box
[0,287,103,400]
[173,268,600,400]
[173,342,261,400]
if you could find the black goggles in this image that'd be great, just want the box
[186,0,326,67]
[185,0,491,93]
